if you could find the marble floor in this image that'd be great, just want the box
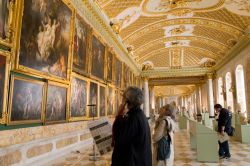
[46,130,250,166]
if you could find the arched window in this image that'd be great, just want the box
[235,65,247,115]
[217,77,224,107]
[225,72,234,112]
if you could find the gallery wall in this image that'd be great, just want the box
[0,0,142,127]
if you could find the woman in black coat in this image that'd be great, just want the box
[111,86,152,166]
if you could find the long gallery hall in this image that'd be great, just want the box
[0,0,250,166]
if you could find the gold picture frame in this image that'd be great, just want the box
[0,51,10,124]
[13,0,75,83]
[99,83,107,117]
[72,12,91,76]
[7,74,46,125]
[69,72,89,122]
[107,84,115,117]
[87,79,99,119]
[0,0,16,48]
[89,31,107,84]
[45,80,69,124]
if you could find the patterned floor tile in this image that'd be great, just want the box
[45,127,250,166]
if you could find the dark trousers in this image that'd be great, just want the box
[218,140,230,157]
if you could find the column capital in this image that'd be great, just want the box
[207,73,215,79]
[142,77,149,82]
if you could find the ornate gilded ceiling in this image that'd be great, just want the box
[95,0,250,69]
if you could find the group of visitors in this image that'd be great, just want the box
[110,86,233,166]
[111,86,176,166]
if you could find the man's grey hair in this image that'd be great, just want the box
[123,86,143,109]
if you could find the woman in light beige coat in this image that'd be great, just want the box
[153,104,175,166]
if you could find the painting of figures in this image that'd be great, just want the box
[0,55,6,118]
[73,15,88,75]
[99,86,106,116]
[91,36,105,80]
[46,84,67,123]
[115,58,122,88]
[9,76,44,124]
[89,82,98,117]
[0,0,9,40]
[19,0,72,78]
[107,52,113,81]
[107,87,114,116]
[70,76,87,118]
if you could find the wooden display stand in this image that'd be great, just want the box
[179,116,187,130]
[188,119,219,162]
[234,116,250,143]
[196,123,219,162]
[202,113,210,127]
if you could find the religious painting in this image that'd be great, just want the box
[18,0,72,79]
[46,82,67,123]
[89,82,98,117]
[73,14,88,75]
[107,52,113,81]
[91,36,105,80]
[107,87,114,116]
[115,57,122,88]
[8,75,45,125]
[99,86,106,117]
[70,75,87,120]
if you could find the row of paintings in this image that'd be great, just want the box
[0,52,142,124]
[0,0,143,125]
[0,0,134,87]
[6,73,121,125]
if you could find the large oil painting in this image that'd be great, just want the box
[91,36,105,80]
[46,83,67,123]
[115,58,122,88]
[0,55,6,118]
[73,14,88,75]
[70,76,87,118]
[99,86,106,117]
[107,52,113,81]
[8,76,44,124]
[107,87,114,116]
[0,0,9,40]
[19,0,72,78]
[89,82,98,117]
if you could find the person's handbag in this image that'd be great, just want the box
[227,126,235,136]
[157,133,171,160]
[157,119,172,160]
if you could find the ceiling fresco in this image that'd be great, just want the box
[95,0,250,69]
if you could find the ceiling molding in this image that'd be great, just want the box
[149,76,205,86]
[142,67,213,78]
[214,32,250,71]
[135,36,229,54]
[123,17,244,42]
[138,46,219,62]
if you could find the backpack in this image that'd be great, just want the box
[157,119,172,160]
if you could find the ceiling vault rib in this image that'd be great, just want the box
[123,17,244,41]
[134,36,229,53]
[138,46,219,62]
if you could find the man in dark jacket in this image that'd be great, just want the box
[214,104,231,159]
[112,87,152,166]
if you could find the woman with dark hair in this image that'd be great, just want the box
[111,86,152,166]
[153,104,176,166]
